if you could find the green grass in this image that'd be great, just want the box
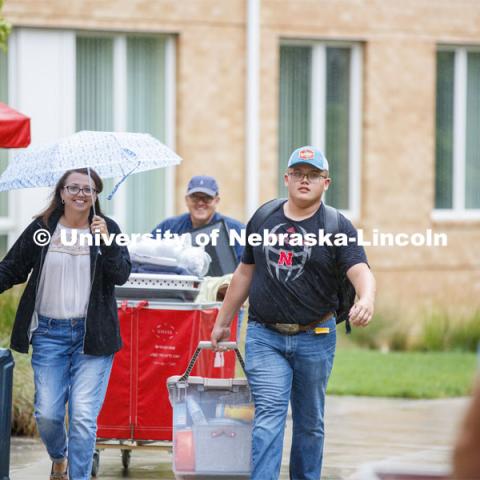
[328,348,478,399]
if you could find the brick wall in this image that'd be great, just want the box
[4,0,480,311]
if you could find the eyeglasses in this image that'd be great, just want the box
[288,171,328,183]
[64,185,97,196]
[188,194,215,204]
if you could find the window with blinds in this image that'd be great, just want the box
[76,37,115,216]
[0,49,10,257]
[76,34,172,233]
[435,48,480,212]
[0,49,9,218]
[126,37,167,234]
[278,42,362,215]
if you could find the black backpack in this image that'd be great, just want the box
[250,199,356,333]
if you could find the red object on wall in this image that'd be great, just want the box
[0,103,31,148]
[97,302,237,441]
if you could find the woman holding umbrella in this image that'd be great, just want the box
[0,168,131,480]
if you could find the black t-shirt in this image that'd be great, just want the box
[241,202,368,325]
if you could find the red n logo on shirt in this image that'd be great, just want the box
[278,250,293,266]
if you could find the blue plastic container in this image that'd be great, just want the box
[0,348,14,480]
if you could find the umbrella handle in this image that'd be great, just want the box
[87,166,97,217]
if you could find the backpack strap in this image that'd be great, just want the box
[250,198,286,232]
[324,204,340,236]
[324,204,352,333]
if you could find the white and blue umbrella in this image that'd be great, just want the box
[0,131,182,201]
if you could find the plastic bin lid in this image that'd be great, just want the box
[167,375,249,389]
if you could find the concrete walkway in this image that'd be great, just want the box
[9,395,469,479]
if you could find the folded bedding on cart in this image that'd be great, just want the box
[129,234,211,277]
[131,262,189,275]
[195,274,233,302]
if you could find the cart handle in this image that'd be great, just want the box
[178,341,246,382]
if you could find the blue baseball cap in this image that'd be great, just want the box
[186,175,219,197]
[287,146,329,171]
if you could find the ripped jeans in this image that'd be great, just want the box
[31,315,113,480]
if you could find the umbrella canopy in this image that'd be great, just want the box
[0,130,181,196]
[0,102,31,148]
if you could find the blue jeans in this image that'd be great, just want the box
[245,317,336,480]
[31,315,113,480]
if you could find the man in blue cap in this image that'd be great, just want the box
[211,146,376,479]
[151,175,244,262]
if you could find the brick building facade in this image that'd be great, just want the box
[2,0,480,313]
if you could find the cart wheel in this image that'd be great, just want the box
[91,449,100,477]
[121,449,131,469]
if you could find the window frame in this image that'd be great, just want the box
[74,31,177,229]
[433,45,480,221]
[279,39,363,221]
[0,36,17,250]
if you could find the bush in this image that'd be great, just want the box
[0,287,36,436]
[415,310,480,352]
[345,310,410,352]
[10,351,36,435]
[417,312,449,351]
[0,286,22,343]
[345,308,480,353]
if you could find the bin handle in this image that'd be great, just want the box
[198,340,237,350]
[178,341,246,382]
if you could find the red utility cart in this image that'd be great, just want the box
[94,299,237,475]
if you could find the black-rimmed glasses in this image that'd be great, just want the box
[64,185,97,195]
[288,171,328,183]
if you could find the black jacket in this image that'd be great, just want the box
[0,210,131,355]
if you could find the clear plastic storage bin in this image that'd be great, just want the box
[167,341,253,479]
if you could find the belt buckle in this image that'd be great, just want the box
[274,323,299,335]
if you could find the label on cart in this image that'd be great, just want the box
[214,351,225,368]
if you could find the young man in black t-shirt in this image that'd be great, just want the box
[211,146,376,480]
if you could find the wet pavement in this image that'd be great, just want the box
[9,395,469,479]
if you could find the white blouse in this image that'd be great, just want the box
[35,223,91,319]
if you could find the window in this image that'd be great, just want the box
[76,34,174,233]
[278,42,362,216]
[0,48,9,217]
[435,48,480,217]
[0,48,11,257]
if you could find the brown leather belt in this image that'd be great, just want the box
[263,312,334,335]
